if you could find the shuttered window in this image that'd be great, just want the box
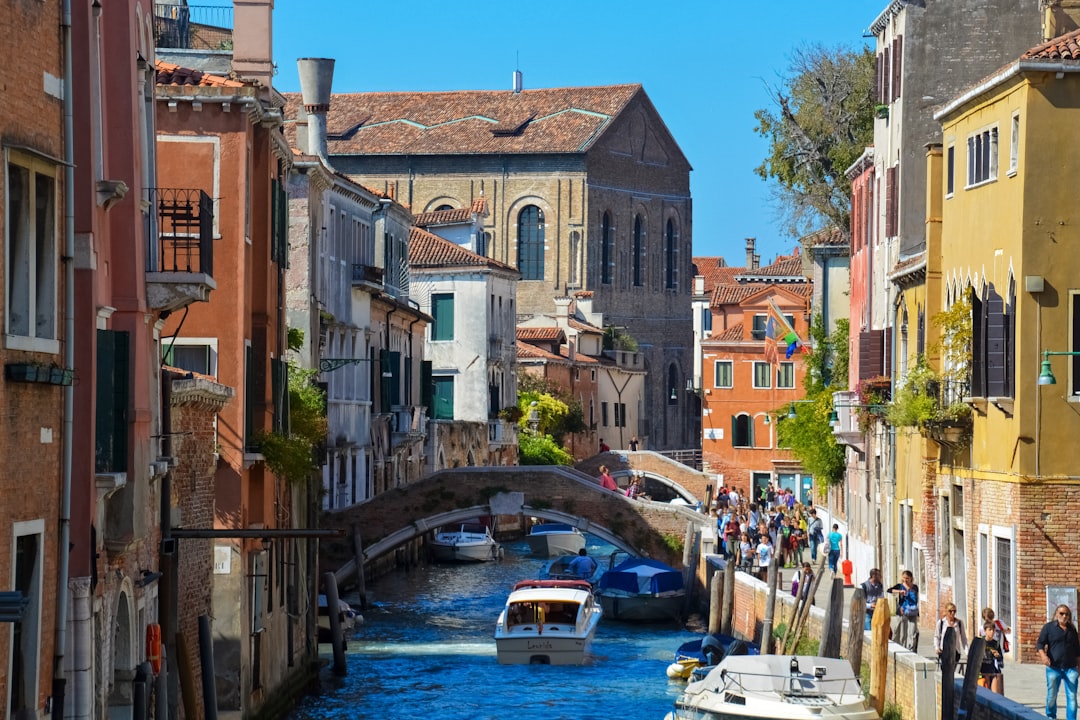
[985,285,1006,398]
[432,376,454,420]
[431,293,454,341]
[95,330,130,473]
[885,166,898,237]
[971,290,985,397]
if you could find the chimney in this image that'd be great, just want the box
[745,237,756,269]
[1045,0,1080,41]
[231,0,274,90]
[294,105,309,154]
[297,58,335,161]
[512,70,523,94]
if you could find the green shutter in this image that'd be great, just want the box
[432,377,454,420]
[95,330,129,473]
[432,294,454,341]
[379,349,401,412]
[421,361,433,417]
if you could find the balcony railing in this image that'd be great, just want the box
[147,188,214,276]
[351,263,384,288]
[153,4,234,50]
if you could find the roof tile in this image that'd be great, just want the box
[408,227,517,273]
[155,61,245,88]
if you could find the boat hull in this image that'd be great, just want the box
[493,579,601,665]
[494,633,592,665]
[598,592,685,622]
[525,531,585,557]
[429,540,498,563]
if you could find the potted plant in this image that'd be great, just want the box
[498,405,524,423]
[875,103,890,119]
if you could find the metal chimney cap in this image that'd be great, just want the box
[297,58,336,110]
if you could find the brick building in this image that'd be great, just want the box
[283,80,697,451]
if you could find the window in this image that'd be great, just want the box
[162,340,217,375]
[776,362,794,389]
[617,403,626,427]
[946,145,955,196]
[10,521,43,720]
[667,364,680,405]
[517,205,544,280]
[714,360,733,388]
[632,215,643,286]
[431,376,454,420]
[601,212,614,284]
[6,153,59,351]
[751,314,766,340]
[701,307,712,334]
[664,219,678,289]
[431,293,454,341]
[434,203,454,212]
[1009,113,1020,175]
[753,362,771,389]
[568,231,580,287]
[732,414,753,448]
[967,127,998,186]
[601,402,609,427]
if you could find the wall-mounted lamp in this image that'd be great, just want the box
[828,403,888,426]
[1037,349,1080,385]
[320,357,393,377]
[670,387,677,401]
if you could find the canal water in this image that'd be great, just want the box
[288,535,694,720]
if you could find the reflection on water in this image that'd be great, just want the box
[287,537,694,720]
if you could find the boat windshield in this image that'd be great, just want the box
[507,601,580,626]
[460,523,489,534]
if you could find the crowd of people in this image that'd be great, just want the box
[710,482,823,581]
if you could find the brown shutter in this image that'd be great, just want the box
[885,166,898,238]
[892,36,903,101]
[883,47,891,105]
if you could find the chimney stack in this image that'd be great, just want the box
[297,58,335,160]
[745,237,756,269]
[232,0,274,90]
[512,70,523,94]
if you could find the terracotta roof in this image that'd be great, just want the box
[574,290,594,298]
[1022,28,1080,60]
[738,253,806,280]
[717,323,745,342]
[711,284,763,307]
[155,61,245,88]
[408,227,517,272]
[801,227,845,247]
[693,257,741,293]
[516,340,564,361]
[283,85,643,156]
[517,326,566,342]
[559,347,598,363]
[412,198,488,227]
[568,317,602,334]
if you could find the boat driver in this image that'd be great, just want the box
[568,548,598,579]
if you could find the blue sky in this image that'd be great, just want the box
[271,0,884,267]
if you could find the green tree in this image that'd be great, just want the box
[777,316,849,486]
[518,433,574,466]
[754,44,875,243]
[516,374,586,445]
[255,362,328,486]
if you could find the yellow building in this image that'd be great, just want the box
[932,28,1080,660]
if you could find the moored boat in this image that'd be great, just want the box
[493,579,602,665]
[665,632,758,680]
[665,654,879,720]
[525,522,586,557]
[595,556,685,623]
[429,522,500,563]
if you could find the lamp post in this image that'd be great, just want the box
[319,357,393,376]
[1037,349,1080,385]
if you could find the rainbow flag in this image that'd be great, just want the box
[763,298,804,365]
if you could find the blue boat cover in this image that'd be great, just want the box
[597,558,683,595]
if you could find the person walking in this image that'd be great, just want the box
[1038,604,1080,720]
[888,570,920,652]
[755,534,773,582]
[860,568,885,631]
[791,561,815,606]
[807,509,823,561]
[935,602,969,669]
[598,465,618,491]
[826,523,842,573]
[979,621,1005,694]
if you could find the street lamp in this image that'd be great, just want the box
[1037,349,1080,385]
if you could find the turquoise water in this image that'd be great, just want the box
[288,537,694,720]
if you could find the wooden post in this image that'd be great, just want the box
[322,572,347,676]
[761,556,781,654]
[351,524,367,610]
[846,585,866,675]
[818,577,845,658]
[941,625,957,720]
[957,638,986,720]
[720,559,736,636]
[869,595,891,716]
[174,632,198,720]
[708,569,722,634]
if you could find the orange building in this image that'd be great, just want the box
[697,251,813,502]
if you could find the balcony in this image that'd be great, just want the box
[146,188,216,313]
[351,263,384,291]
[153,4,234,51]
[390,405,428,445]
[488,419,518,446]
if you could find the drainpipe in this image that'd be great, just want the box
[55,0,76,716]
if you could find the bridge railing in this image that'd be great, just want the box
[656,448,703,471]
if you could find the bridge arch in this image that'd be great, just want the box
[321,466,710,574]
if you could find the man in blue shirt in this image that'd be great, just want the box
[567,549,597,580]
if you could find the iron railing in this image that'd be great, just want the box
[147,188,214,276]
[153,4,233,50]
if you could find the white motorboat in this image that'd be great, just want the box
[666,654,879,720]
[494,579,602,665]
[429,522,500,563]
[595,556,685,623]
[525,522,586,557]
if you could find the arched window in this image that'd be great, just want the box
[569,231,581,288]
[517,205,544,280]
[434,203,454,212]
[667,363,679,405]
[665,219,678,289]
[732,414,753,448]
[632,215,643,287]
[601,212,614,284]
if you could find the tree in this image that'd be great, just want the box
[754,44,875,243]
[516,374,586,445]
[777,316,848,486]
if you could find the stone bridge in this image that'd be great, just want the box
[320,465,711,575]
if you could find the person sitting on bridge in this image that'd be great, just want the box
[625,477,645,499]
[568,548,597,579]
